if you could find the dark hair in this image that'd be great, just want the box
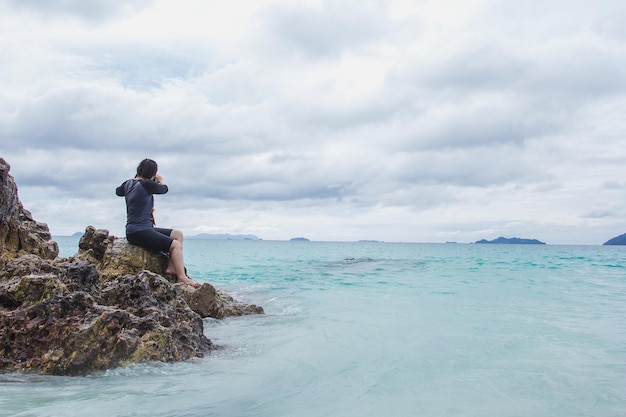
[136,158,158,179]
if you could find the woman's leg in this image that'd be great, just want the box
[164,229,183,276]
[128,228,199,286]
[165,229,200,287]
[168,239,200,287]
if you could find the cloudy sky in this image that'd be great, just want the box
[1,0,625,244]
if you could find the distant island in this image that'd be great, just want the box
[290,237,310,242]
[188,233,261,241]
[603,233,626,245]
[475,237,546,245]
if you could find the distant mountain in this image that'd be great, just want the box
[188,233,261,241]
[290,237,310,242]
[475,237,546,245]
[603,233,626,245]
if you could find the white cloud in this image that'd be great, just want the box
[1,0,626,244]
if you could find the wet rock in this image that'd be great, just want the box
[176,284,264,319]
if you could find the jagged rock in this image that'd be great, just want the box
[214,288,265,318]
[77,225,168,278]
[0,158,263,375]
[76,226,264,319]
[0,256,212,375]
[77,225,112,262]
[0,158,58,268]
[176,284,264,319]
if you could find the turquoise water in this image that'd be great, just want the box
[2,239,625,417]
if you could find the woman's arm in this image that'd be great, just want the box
[140,179,168,194]
[115,181,127,196]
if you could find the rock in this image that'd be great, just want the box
[0,159,263,375]
[0,159,261,375]
[77,225,112,262]
[603,233,626,245]
[214,289,266,317]
[176,284,264,319]
[77,226,168,278]
[0,158,58,268]
[76,226,264,319]
[0,256,212,375]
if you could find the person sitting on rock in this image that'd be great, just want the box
[116,158,200,287]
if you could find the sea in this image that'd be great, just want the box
[1,238,625,417]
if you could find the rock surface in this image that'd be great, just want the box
[0,158,263,375]
[0,256,211,375]
[76,225,264,319]
[0,158,58,268]
[77,226,168,278]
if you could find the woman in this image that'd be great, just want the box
[116,158,200,287]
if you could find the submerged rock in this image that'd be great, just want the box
[0,158,263,375]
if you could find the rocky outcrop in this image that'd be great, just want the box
[77,226,168,278]
[0,158,58,269]
[76,225,264,318]
[603,233,626,245]
[0,256,212,375]
[0,158,263,375]
[177,284,265,319]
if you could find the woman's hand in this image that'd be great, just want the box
[154,174,164,184]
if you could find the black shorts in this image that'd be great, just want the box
[126,227,174,253]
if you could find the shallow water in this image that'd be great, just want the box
[2,240,625,416]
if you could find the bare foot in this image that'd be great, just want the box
[165,266,187,277]
[178,276,201,288]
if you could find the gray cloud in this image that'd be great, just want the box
[2,0,626,243]
[421,44,531,93]
[4,0,154,22]
[87,47,203,91]
[259,2,391,59]
[583,210,617,219]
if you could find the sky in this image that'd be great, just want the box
[1,0,625,244]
